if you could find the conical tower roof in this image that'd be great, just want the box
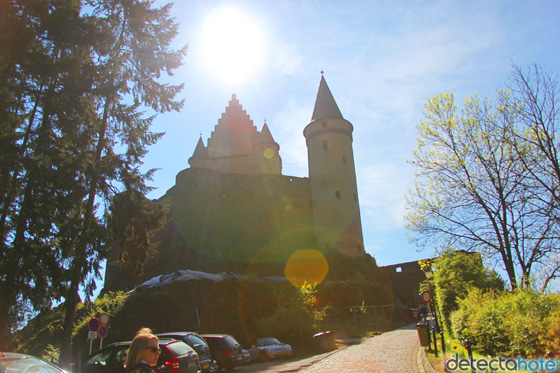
[192,136,207,158]
[259,121,275,143]
[311,75,344,121]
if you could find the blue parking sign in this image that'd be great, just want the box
[98,325,108,339]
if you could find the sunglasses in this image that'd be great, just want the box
[145,346,161,353]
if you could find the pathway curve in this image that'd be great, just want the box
[236,324,439,373]
[301,324,438,373]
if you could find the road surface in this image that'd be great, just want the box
[235,324,439,373]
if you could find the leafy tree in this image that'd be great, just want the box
[254,284,324,345]
[406,66,560,290]
[429,249,503,334]
[506,64,560,291]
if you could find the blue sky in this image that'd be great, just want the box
[138,0,560,271]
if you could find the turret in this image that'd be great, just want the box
[304,75,365,257]
[254,121,282,174]
[188,136,208,169]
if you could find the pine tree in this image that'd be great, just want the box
[108,189,168,278]
[0,0,186,356]
[57,0,185,366]
[0,0,95,347]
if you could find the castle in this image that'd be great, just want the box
[104,75,368,291]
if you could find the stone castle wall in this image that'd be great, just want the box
[104,168,317,291]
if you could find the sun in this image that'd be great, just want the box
[201,7,264,86]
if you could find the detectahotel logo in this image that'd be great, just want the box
[442,352,560,372]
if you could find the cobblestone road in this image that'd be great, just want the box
[301,324,427,373]
[236,324,439,373]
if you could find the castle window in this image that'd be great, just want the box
[342,155,346,165]
[396,267,402,273]
[322,141,328,150]
[335,191,341,200]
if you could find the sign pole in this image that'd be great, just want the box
[87,318,100,354]
[98,313,109,351]
[98,324,109,350]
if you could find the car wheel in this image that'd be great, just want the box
[208,359,219,373]
[215,359,225,372]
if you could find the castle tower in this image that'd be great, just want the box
[188,94,282,175]
[304,75,365,257]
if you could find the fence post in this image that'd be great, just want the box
[432,324,438,357]
[465,340,476,372]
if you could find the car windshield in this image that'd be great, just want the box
[166,341,193,357]
[221,336,239,348]
[0,355,63,372]
[258,338,281,346]
[188,335,206,347]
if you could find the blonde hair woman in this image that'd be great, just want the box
[125,328,160,372]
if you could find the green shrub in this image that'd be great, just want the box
[541,308,560,354]
[431,249,504,335]
[451,287,560,358]
[451,287,510,356]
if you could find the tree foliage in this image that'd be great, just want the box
[0,0,186,361]
[452,287,560,357]
[429,249,503,335]
[406,64,560,291]
[507,64,560,291]
[254,285,324,344]
[108,190,168,277]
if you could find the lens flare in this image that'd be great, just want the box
[263,148,275,159]
[285,249,329,287]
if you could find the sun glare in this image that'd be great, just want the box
[201,7,264,86]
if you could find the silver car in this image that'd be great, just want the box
[255,338,292,360]
[0,352,68,372]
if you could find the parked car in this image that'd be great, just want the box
[80,338,200,373]
[199,334,244,371]
[157,332,217,373]
[0,352,68,372]
[240,349,253,365]
[255,338,292,360]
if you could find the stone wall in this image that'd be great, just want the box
[380,260,429,308]
[104,168,316,291]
